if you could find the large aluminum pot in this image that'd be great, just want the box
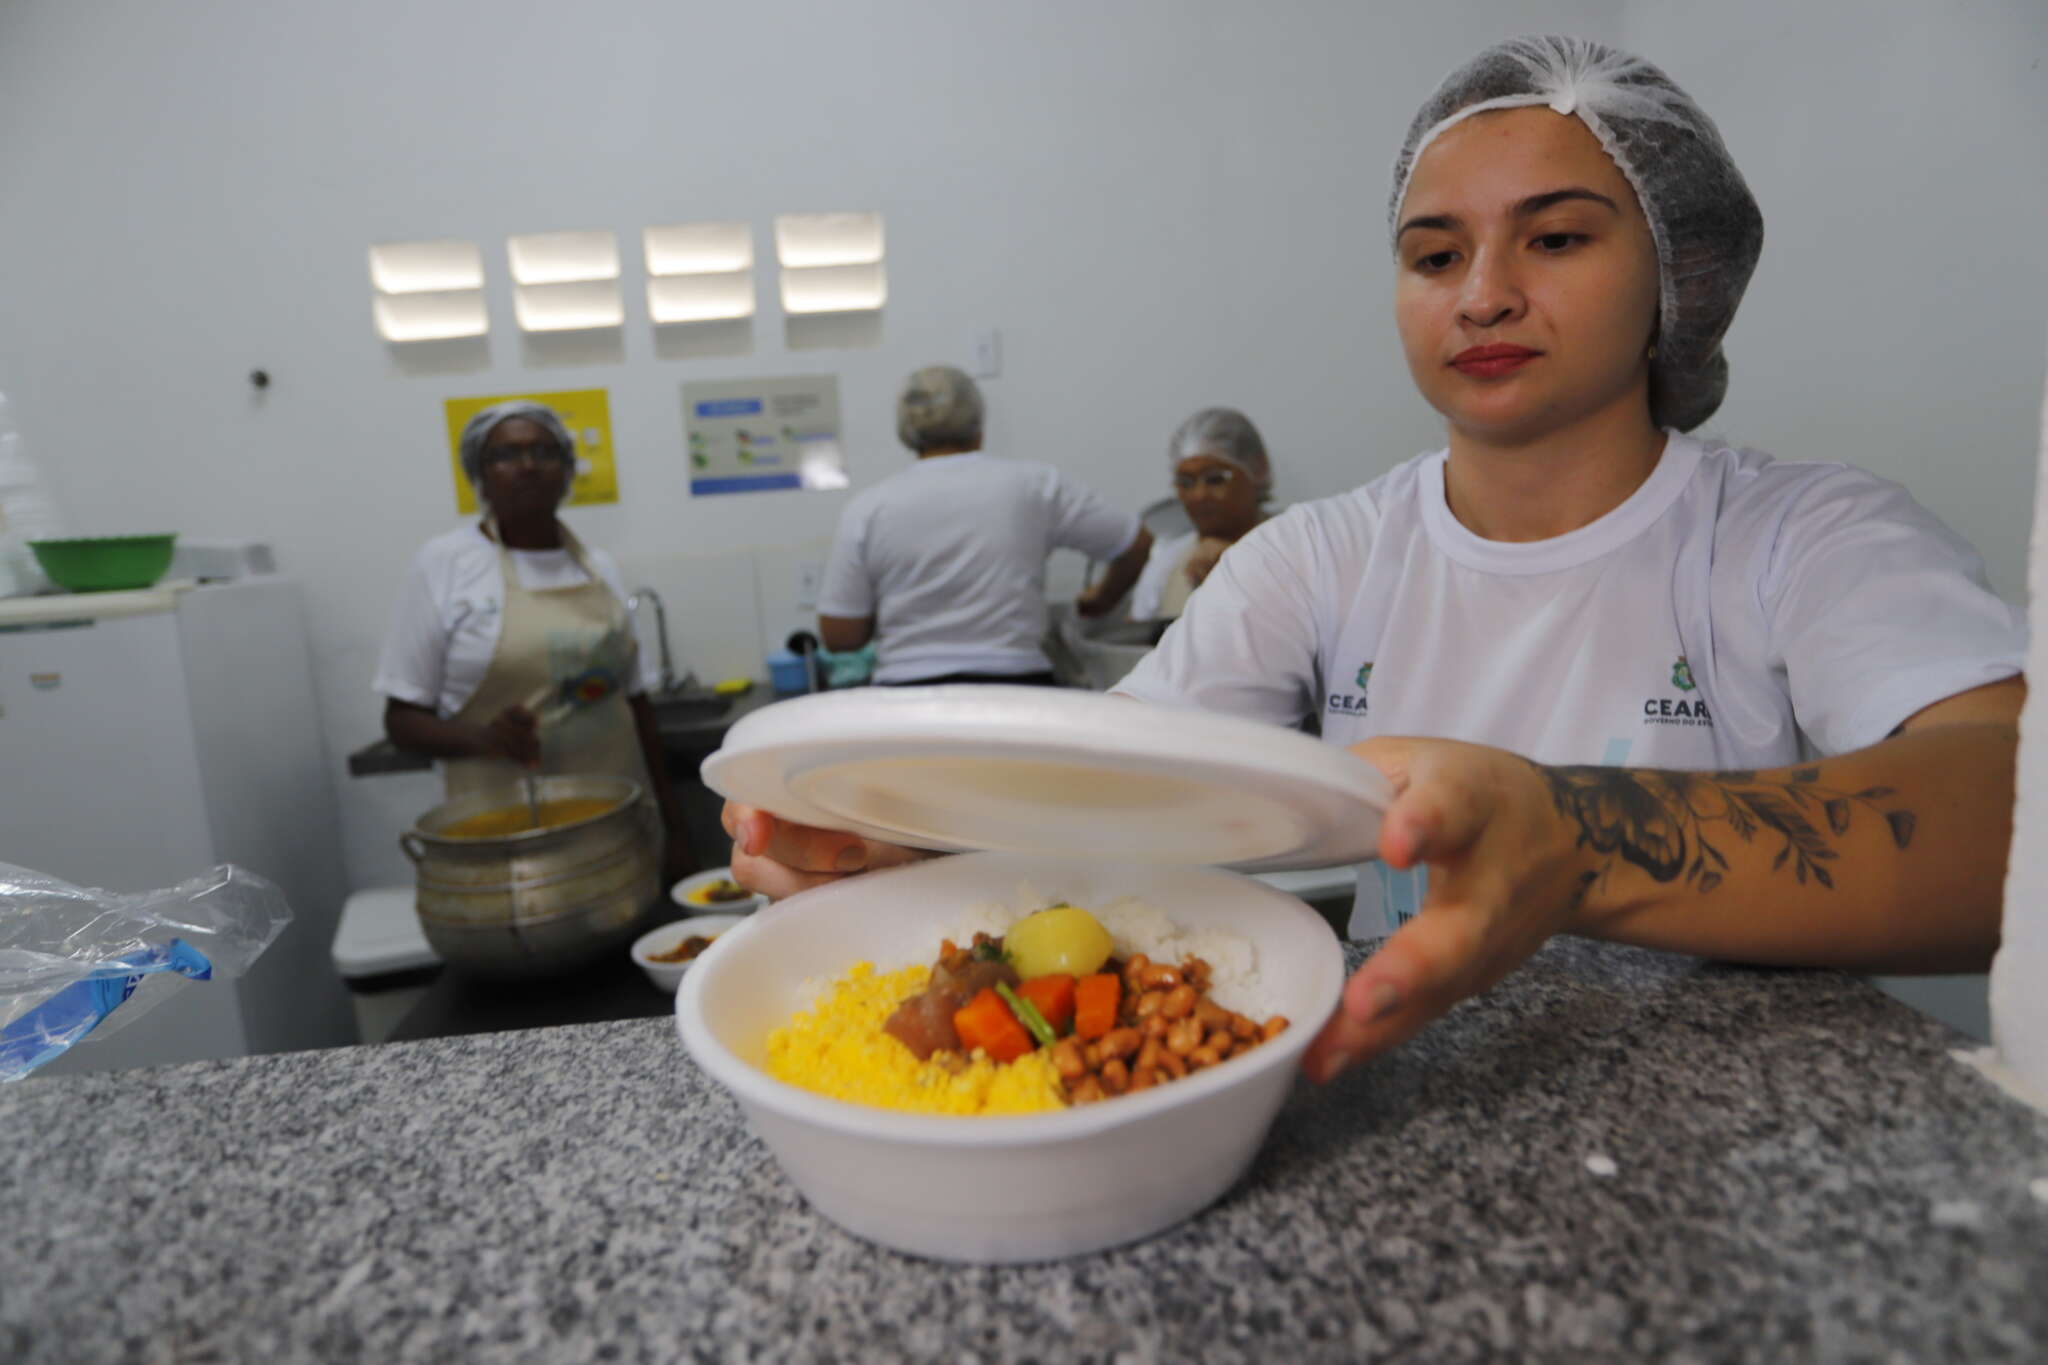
[400,774,659,979]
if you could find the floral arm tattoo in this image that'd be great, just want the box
[1534,764,1917,894]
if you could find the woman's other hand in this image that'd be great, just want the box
[721,801,930,900]
[1303,735,1592,1083]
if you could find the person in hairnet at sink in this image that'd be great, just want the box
[727,37,2026,1087]
[1129,407,1276,622]
[375,400,693,881]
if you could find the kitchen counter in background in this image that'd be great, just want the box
[345,683,781,778]
[4,939,2044,1362]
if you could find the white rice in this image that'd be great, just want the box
[945,885,1264,1015]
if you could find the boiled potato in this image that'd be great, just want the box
[1006,905,1113,980]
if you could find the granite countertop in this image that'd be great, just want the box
[4,940,2046,1363]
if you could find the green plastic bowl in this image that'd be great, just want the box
[28,535,179,592]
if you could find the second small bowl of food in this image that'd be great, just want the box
[674,851,1344,1263]
[633,914,748,992]
[671,867,770,915]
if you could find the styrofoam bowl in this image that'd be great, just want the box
[674,851,1345,1263]
[631,914,748,992]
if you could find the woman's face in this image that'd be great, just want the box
[477,417,572,519]
[1393,107,1661,446]
[1174,451,1263,540]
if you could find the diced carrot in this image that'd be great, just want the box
[953,987,1035,1063]
[1073,973,1121,1040]
[1015,975,1076,1036]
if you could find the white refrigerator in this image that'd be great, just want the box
[0,577,356,1074]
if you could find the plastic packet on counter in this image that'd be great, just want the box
[0,862,291,1080]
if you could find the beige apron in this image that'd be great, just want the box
[1157,542,1199,620]
[443,521,648,805]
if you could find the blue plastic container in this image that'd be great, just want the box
[767,649,813,696]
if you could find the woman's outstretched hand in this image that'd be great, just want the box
[1303,736,1592,1083]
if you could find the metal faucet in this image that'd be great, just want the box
[625,587,685,695]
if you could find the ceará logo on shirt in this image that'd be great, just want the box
[1327,662,1372,716]
[1642,654,1713,727]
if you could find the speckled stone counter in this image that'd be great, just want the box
[5,940,2046,1364]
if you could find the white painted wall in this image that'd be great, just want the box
[1,0,2041,925]
[1621,0,2047,599]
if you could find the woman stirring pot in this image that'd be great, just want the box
[376,401,692,882]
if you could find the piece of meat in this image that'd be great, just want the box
[883,955,1019,1060]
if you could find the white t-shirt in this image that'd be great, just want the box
[374,524,652,718]
[1129,530,1198,622]
[1115,434,2027,936]
[818,452,1143,684]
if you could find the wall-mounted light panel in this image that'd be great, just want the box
[369,239,484,294]
[775,212,887,315]
[644,221,756,322]
[645,221,753,275]
[373,289,489,342]
[507,229,621,285]
[505,230,622,332]
[648,271,755,324]
[513,278,625,332]
[773,212,884,268]
[780,261,888,315]
[370,239,487,341]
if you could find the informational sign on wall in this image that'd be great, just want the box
[682,375,847,496]
[443,388,619,515]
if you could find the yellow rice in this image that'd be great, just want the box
[765,961,1067,1115]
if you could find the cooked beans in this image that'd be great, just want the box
[1100,1028,1142,1062]
[1138,963,1182,991]
[1046,953,1287,1104]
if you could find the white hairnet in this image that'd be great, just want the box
[457,400,576,487]
[1389,36,1763,432]
[896,366,985,453]
[1168,407,1271,489]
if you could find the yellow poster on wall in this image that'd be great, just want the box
[442,388,619,515]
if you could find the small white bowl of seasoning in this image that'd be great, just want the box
[632,914,747,992]
[670,867,769,916]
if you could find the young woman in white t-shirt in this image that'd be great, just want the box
[723,38,2025,1084]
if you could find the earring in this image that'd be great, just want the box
[1646,343,1659,360]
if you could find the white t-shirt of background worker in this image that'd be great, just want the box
[374,524,655,719]
[1114,433,2028,937]
[818,452,1144,684]
[1129,530,1198,622]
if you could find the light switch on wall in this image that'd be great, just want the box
[796,561,824,610]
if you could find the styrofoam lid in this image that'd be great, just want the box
[700,686,1390,870]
